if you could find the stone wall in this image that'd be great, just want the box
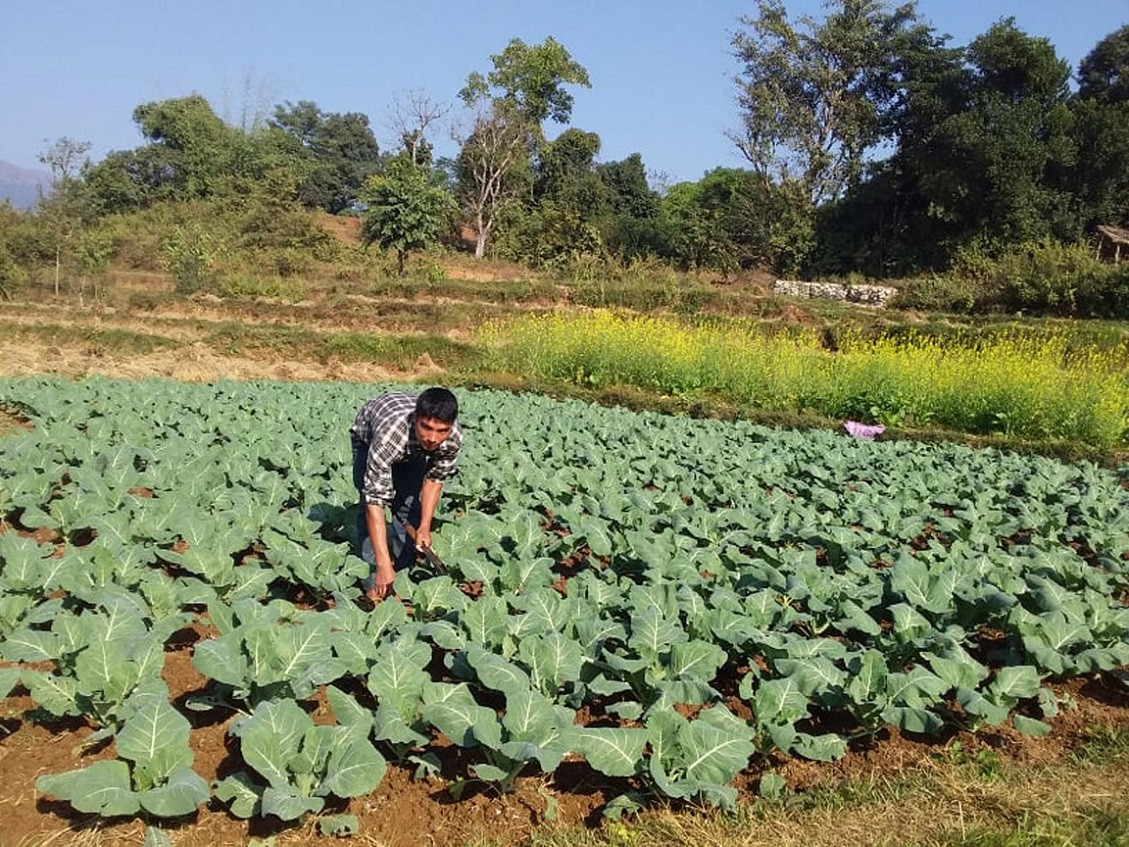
[774,279,898,307]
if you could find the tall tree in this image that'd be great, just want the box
[456,36,590,258]
[917,21,1077,251]
[1073,26,1129,227]
[597,153,659,219]
[36,137,91,295]
[454,102,531,258]
[132,95,243,198]
[730,0,925,208]
[594,153,666,262]
[460,36,591,129]
[535,128,609,214]
[1077,24,1129,104]
[816,19,1086,274]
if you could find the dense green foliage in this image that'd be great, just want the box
[269,100,382,213]
[360,156,457,275]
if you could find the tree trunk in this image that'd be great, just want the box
[397,249,407,276]
[474,213,488,258]
[54,245,61,297]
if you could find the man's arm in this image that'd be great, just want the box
[365,502,395,599]
[413,479,443,551]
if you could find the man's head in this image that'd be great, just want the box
[414,387,458,451]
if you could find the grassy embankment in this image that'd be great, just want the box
[3,238,1129,461]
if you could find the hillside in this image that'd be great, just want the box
[0,160,48,210]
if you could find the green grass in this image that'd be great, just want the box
[0,323,178,356]
[508,728,1129,847]
[201,322,477,371]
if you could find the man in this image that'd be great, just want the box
[350,387,462,601]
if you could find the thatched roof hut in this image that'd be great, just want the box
[1096,224,1129,263]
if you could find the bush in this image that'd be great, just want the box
[890,273,979,312]
[163,225,228,294]
[942,240,1121,316]
[265,246,315,278]
[213,273,306,301]
[0,244,28,299]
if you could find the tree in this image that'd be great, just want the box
[535,128,609,213]
[360,156,455,275]
[456,36,591,258]
[660,181,730,271]
[816,19,1083,274]
[593,153,665,263]
[730,0,925,209]
[81,147,178,215]
[454,103,531,259]
[913,21,1077,252]
[1073,27,1129,228]
[597,153,660,219]
[660,169,811,274]
[387,89,451,167]
[37,137,91,295]
[1078,24,1129,104]
[460,36,591,129]
[0,202,42,299]
[271,101,381,212]
[132,95,243,199]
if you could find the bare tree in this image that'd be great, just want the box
[386,89,452,166]
[37,136,91,296]
[220,69,280,134]
[452,103,529,258]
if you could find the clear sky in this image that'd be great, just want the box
[3,1,1126,184]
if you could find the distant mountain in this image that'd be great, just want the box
[0,161,50,210]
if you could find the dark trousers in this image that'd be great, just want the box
[352,440,426,572]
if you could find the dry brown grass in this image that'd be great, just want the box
[553,755,1129,847]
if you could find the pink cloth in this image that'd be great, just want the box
[844,420,886,440]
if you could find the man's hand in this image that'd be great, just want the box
[414,527,432,552]
[368,561,396,601]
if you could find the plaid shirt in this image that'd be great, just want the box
[350,392,462,506]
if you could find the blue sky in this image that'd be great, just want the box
[3,1,1126,184]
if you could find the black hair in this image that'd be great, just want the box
[415,387,458,423]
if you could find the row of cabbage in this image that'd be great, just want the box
[1,377,1128,829]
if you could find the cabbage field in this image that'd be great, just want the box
[1,377,1128,838]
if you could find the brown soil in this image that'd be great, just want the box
[4,648,1129,847]
[1,612,616,847]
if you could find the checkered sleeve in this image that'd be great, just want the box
[352,393,415,507]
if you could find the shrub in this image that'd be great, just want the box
[0,243,27,299]
[163,225,228,294]
[941,240,1121,316]
[890,273,978,313]
[213,273,306,301]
